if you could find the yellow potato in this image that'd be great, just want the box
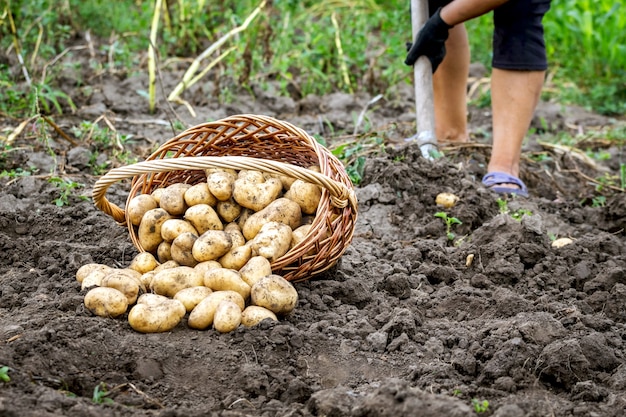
[194,260,223,277]
[139,271,156,288]
[219,243,252,270]
[251,274,298,316]
[206,168,236,201]
[81,267,110,290]
[84,287,128,318]
[161,219,199,242]
[76,263,111,284]
[435,192,460,209]
[224,222,246,247]
[237,208,253,231]
[290,224,312,249]
[204,268,251,300]
[187,290,245,330]
[157,241,173,263]
[250,221,292,262]
[150,266,204,297]
[151,188,165,205]
[184,182,217,207]
[101,271,143,305]
[127,194,158,226]
[242,198,301,241]
[241,305,278,327]
[284,179,322,215]
[138,208,172,253]
[154,260,180,272]
[159,183,191,216]
[216,198,242,223]
[213,301,242,333]
[174,286,213,312]
[171,232,199,267]
[233,172,282,211]
[128,252,159,274]
[184,204,223,234]
[239,256,272,287]
[192,230,232,262]
[128,294,186,333]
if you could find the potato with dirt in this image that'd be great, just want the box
[76,263,111,284]
[249,221,293,262]
[127,194,159,226]
[128,252,159,274]
[138,208,173,252]
[184,203,223,235]
[159,183,191,216]
[170,232,199,267]
[101,270,144,305]
[128,293,186,333]
[150,265,204,297]
[174,286,213,312]
[192,230,232,262]
[204,268,251,300]
[232,170,283,211]
[84,287,129,318]
[206,168,236,201]
[160,219,199,242]
[187,290,245,330]
[284,179,322,215]
[239,256,272,287]
[242,198,302,241]
[241,305,278,327]
[216,198,242,223]
[251,274,298,316]
[213,300,243,333]
[184,182,217,207]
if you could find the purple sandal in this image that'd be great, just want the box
[481,172,529,198]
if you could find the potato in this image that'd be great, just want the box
[552,237,574,248]
[151,188,165,204]
[233,171,282,211]
[184,204,223,234]
[84,287,128,318]
[138,208,173,252]
[284,179,322,215]
[101,271,143,305]
[241,305,278,327]
[242,198,301,241]
[291,224,312,249]
[250,221,292,262]
[206,168,236,201]
[435,192,459,209]
[174,286,213,312]
[213,301,242,333]
[128,252,159,274]
[139,271,156,288]
[219,243,252,270]
[150,266,204,297]
[154,260,180,272]
[239,256,272,287]
[216,198,242,223]
[237,208,254,231]
[184,182,217,207]
[194,260,223,277]
[204,268,251,300]
[192,230,232,262]
[251,274,298,316]
[128,294,186,333]
[157,241,173,263]
[171,232,199,267]
[159,183,191,216]
[187,290,245,330]
[161,219,199,242]
[224,222,246,247]
[81,267,110,290]
[76,263,111,284]
[127,194,158,226]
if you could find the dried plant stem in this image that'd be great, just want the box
[331,12,352,94]
[5,3,31,86]
[148,0,164,113]
[167,0,268,102]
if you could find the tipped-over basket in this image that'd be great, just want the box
[92,114,358,282]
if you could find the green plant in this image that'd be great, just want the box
[434,211,462,241]
[591,195,607,208]
[0,366,10,383]
[497,198,532,220]
[92,382,114,405]
[471,398,489,413]
[48,177,88,206]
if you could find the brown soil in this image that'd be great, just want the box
[1,54,626,417]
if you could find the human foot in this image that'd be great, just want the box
[481,172,529,197]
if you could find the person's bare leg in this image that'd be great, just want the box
[488,68,545,188]
[432,24,470,143]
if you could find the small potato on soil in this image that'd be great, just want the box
[127,194,158,226]
[150,266,204,297]
[174,286,213,312]
[187,290,245,330]
[251,274,298,316]
[101,270,144,305]
[128,294,186,333]
[552,237,574,248]
[204,268,251,300]
[213,300,242,333]
[241,305,278,327]
[435,192,459,209]
[84,287,128,318]
[80,268,110,290]
[76,263,111,284]
[239,256,272,287]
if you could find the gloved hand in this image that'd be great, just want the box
[405,7,453,73]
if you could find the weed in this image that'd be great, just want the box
[497,198,532,221]
[434,211,462,241]
[92,382,114,405]
[48,177,88,206]
[0,366,10,383]
[471,398,489,413]
[591,196,607,208]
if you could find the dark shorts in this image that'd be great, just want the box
[428,0,551,70]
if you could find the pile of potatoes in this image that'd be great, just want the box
[78,167,322,333]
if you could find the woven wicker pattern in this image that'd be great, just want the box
[92,114,358,282]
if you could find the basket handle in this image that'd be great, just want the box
[92,155,358,225]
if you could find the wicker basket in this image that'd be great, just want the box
[92,114,358,282]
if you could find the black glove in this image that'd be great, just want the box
[405,7,453,73]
